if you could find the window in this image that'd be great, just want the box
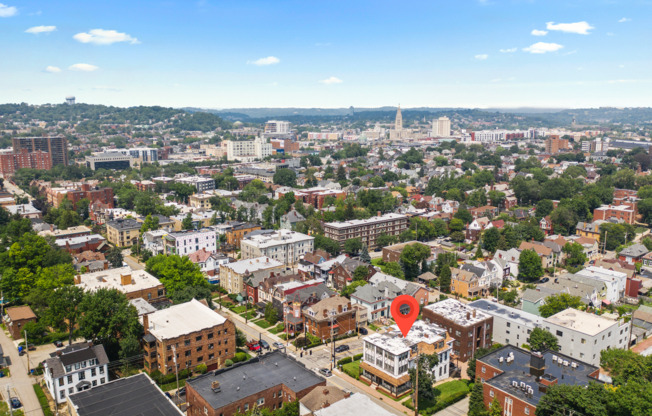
[69,387,74,394]
[525,407,530,415]
[244,404,249,411]
[208,333,214,339]
[92,380,97,387]
[100,378,105,384]
[490,390,494,397]
[99,366,105,374]
[60,391,65,399]
[257,398,265,406]
[185,340,191,346]
[481,367,486,373]
[91,368,96,377]
[79,372,86,381]
[556,330,563,337]
[581,338,586,344]
[196,335,203,342]
[67,375,73,384]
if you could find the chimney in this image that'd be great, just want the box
[338,305,343,313]
[473,310,477,318]
[121,273,132,286]
[211,381,221,392]
[466,312,470,320]
[377,211,381,217]
[323,309,328,318]
[142,314,149,334]
[74,274,81,284]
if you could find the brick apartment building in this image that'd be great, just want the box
[12,136,68,166]
[476,346,600,416]
[422,299,493,362]
[0,149,52,175]
[186,350,325,416]
[47,183,114,210]
[544,136,570,154]
[303,296,356,341]
[143,299,236,375]
[382,241,421,263]
[593,204,636,224]
[284,187,347,209]
[323,213,408,250]
[225,222,262,248]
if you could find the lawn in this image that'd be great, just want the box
[160,378,187,392]
[231,305,247,314]
[252,319,273,329]
[342,359,361,380]
[239,311,257,320]
[268,323,285,334]
[436,380,470,401]
[403,380,470,414]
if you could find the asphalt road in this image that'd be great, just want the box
[0,328,43,416]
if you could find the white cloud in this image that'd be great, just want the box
[546,21,594,35]
[73,29,140,45]
[475,54,488,60]
[531,29,548,36]
[523,42,564,54]
[618,17,631,23]
[45,66,61,73]
[499,48,517,53]
[69,63,99,72]
[248,56,280,66]
[318,76,343,85]
[25,25,56,34]
[0,3,17,17]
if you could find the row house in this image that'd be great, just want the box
[164,229,217,257]
[303,296,356,341]
[330,257,376,290]
[297,250,331,280]
[188,248,230,278]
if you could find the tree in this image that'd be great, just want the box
[352,265,370,281]
[469,382,489,416]
[536,199,554,219]
[264,302,278,325]
[529,328,560,352]
[336,165,347,182]
[400,243,431,280]
[449,218,464,232]
[563,242,587,268]
[517,249,543,282]
[359,244,371,264]
[341,280,367,297]
[182,213,194,230]
[273,168,297,187]
[383,261,405,279]
[450,231,465,243]
[488,399,502,416]
[454,208,473,224]
[409,353,439,407]
[170,285,213,306]
[482,227,501,253]
[439,264,451,293]
[344,238,363,255]
[78,288,141,359]
[474,245,484,259]
[314,235,340,255]
[539,293,583,318]
[376,233,398,247]
[106,246,124,268]
[44,285,85,345]
[146,254,209,297]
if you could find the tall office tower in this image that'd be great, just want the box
[395,105,403,130]
[432,116,451,137]
[12,136,68,166]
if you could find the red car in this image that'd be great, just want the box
[246,341,261,352]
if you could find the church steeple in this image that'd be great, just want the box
[395,104,402,130]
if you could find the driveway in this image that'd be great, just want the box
[0,328,43,415]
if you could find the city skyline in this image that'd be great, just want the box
[2,0,651,108]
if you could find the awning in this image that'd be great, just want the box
[602,300,611,305]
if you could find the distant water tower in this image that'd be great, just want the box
[65,96,75,105]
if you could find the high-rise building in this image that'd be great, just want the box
[432,116,451,137]
[394,105,403,130]
[12,136,68,166]
[545,136,571,154]
[0,149,52,175]
[264,120,291,134]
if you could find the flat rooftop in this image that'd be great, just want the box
[469,299,543,328]
[75,266,162,294]
[544,309,619,336]
[364,320,448,355]
[221,256,283,275]
[147,299,227,340]
[242,229,313,248]
[424,298,491,326]
[324,213,407,229]
[187,350,324,411]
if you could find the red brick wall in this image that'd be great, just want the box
[482,384,535,416]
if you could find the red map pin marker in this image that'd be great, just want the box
[391,295,419,338]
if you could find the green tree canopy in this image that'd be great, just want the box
[539,293,583,318]
[146,254,209,296]
[517,249,543,282]
[529,328,560,352]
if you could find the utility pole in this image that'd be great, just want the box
[413,354,420,416]
[7,384,12,416]
[25,329,30,375]
[171,345,180,400]
[330,311,335,371]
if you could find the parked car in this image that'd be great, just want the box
[246,341,261,352]
[164,392,172,399]
[358,327,368,335]
[177,387,186,396]
[259,340,270,350]
[10,398,21,409]
[334,345,350,353]
[273,342,285,349]
[319,368,332,377]
[540,277,550,283]
[53,340,63,348]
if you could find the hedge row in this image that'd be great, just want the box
[403,390,469,415]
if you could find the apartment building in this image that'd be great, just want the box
[240,229,314,266]
[476,346,600,416]
[0,149,52,174]
[469,300,544,347]
[142,299,236,375]
[106,218,141,247]
[219,256,284,294]
[303,296,356,341]
[264,120,291,134]
[46,183,114,210]
[74,266,167,304]
[175,176,215,193]
[542,308,630,366]
[224,222,262,247]
[593,204,636,224]
[186,351,325,416]
[225,137,273,162]
[12,136,68,166]
[189,193,213,209]
[360,321,454,397]
[44,343,109,404]
[323,213,408,249]
[544,136,571,154]
[164,229,217,257]
[422,299,493,362]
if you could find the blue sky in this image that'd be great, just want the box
[1,0,651,108]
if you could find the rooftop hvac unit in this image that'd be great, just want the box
[563,360,569,366]
[507,356,513,363]
[571,362,578,369]
[512,381,519,388]
[552,355,558,362]
[499,357,504,363]
[520,382,526,389]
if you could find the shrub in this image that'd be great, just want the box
[33,384,54,416]
[234,352,248,363]
[337,357,353,366]
[294,337,310,348]
[225,359,234,367]
[195,364,207,374]
[353,353,363,361]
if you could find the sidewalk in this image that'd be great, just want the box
[0,326,43,415]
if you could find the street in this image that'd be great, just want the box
[122,250,145,270]
[1,181,32,202]
[0,327,43,416]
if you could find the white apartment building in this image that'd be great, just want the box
[174,176,215,193]
[225,137,273,162]
[361,321,453,397]
[264,120,291,134]
[469,299,544,347]
[240,229,314,266]
[543,309,630,366]
[44,343,109,404]
[163,229,217,257]
[431,116,451,137]
[575,266,627,302]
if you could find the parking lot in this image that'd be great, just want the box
[299,336,364,372]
